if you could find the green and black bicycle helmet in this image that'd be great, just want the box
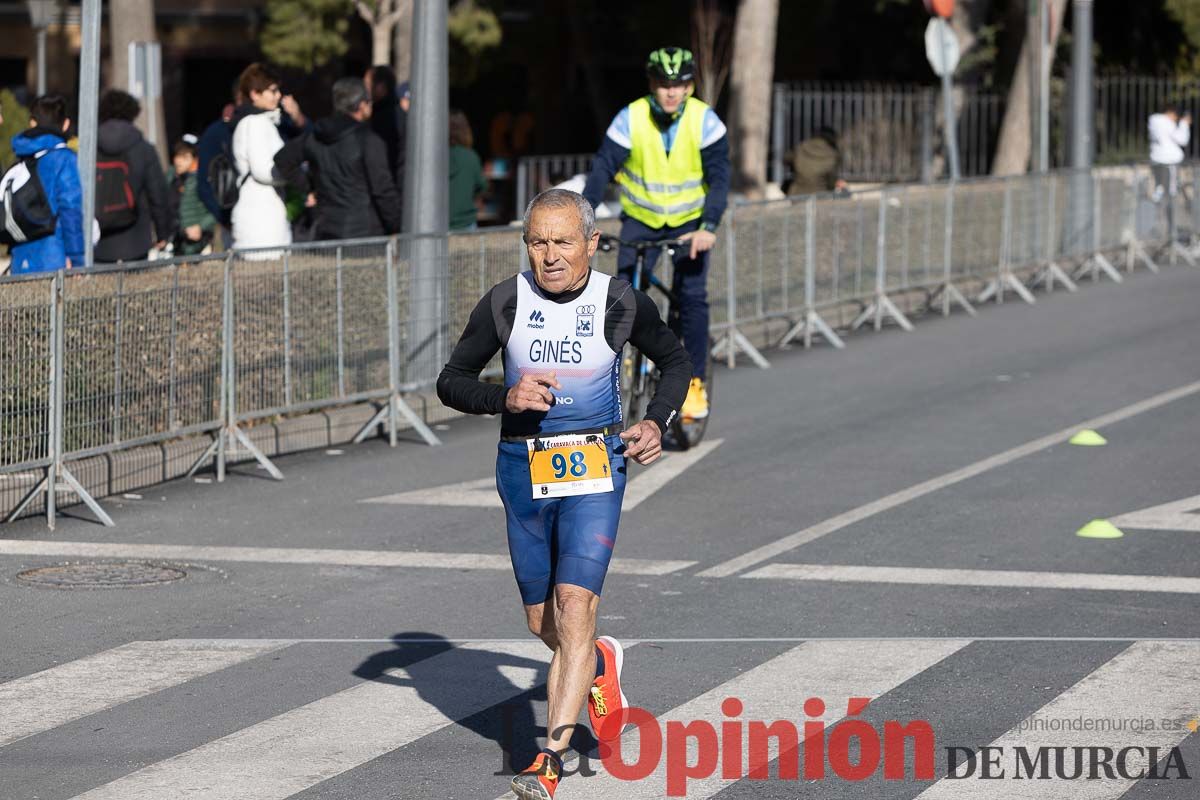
[646,47,696,83]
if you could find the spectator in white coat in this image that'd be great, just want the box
[1149,104,1191,200]
[231,63,293,255]
[1148,103,1191,238]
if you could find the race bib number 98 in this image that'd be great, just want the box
[527,433,614,499]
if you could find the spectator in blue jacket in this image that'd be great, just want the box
[8,94,83,274]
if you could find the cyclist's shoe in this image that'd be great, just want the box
[681,377,709,420]
[588,636,629,741]
[511,752,560,800]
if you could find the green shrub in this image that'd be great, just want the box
[0,90,32,171]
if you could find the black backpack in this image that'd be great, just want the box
[0,146,61,246]
[208,142,245,211]
[95,155,139,232]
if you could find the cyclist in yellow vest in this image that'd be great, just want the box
[583,47,729,421]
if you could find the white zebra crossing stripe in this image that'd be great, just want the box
[1109,493,1200,532]
[69,642,551,800]
[744,563,1200,594]
[0,539,695,576]
[916,641,1200,798]
[0,639,293,748]
[496,638,971,799]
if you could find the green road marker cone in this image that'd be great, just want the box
[1069,430,1107,446]
[1076,520,1124,539]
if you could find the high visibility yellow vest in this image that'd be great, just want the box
[615,96,708,228]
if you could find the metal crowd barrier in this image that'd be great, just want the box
[1,162,1194,527]
[515,153,595,221]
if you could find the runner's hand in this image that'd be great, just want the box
[678,229,716,260]
[506,372,561,413]
[620,420,663,465]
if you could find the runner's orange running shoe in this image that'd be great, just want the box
[588,635,629,741]
[511,752,560,800]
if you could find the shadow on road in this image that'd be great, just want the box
[353,632,599,774]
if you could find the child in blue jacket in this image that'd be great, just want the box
[8,94,84,273]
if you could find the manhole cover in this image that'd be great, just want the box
[16,562,187,589]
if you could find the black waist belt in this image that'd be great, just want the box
[500,425,620,444]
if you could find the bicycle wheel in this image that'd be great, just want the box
[669,336,715,449]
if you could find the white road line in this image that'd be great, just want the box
[698,380,1200,577]
[917,641,1200,798]
[0,540,695,576]
[71,642,551,800]
[0,640,293,748]
[1110,493,1200,532]
[609,557,697,575]
[363,477,501,508]
[495,638,970,800]
[621,439,723,510]
[361,440,722,511]
[745,563,1200,594]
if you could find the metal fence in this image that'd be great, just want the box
[770,77,1200,187]
[2,161,1195,527]
[515,154,595,222]
[769,82,1006,185]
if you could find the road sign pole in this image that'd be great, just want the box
[938,19,961,181]
[1070,0,1093,170]
[79,0,101,267]
[1037,0,1051,172]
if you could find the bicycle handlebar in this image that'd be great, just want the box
[597,235,690,254]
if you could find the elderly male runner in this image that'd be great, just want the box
[437,188,690,799]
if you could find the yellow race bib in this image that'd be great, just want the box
[527,433,614,499]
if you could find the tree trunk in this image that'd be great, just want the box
[359,0,405,68]
[372,20,393,66]
[691,0,733,107]
[991,0,1067,175]
[392,0,414,83]
[109,0,167,162]
[728,0,779,198]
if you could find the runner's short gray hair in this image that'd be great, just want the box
[522,188,597,242]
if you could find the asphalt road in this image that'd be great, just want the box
[2,263,1199,800]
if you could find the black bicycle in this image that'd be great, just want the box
[599,235,713,450]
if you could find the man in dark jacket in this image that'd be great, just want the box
[275,78,402,240]
[365,67,407,215]
[94,90,172,263]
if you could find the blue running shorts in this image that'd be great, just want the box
[495,434,627,605]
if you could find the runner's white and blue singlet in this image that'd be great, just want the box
[437,269,690,603]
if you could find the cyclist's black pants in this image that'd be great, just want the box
[616,215,709,381]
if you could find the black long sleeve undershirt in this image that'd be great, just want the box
[436,273,691,436]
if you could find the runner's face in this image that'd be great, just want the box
[525,205,598,294]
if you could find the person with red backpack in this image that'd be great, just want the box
[3,94,83,273]
[94,89,172,263]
